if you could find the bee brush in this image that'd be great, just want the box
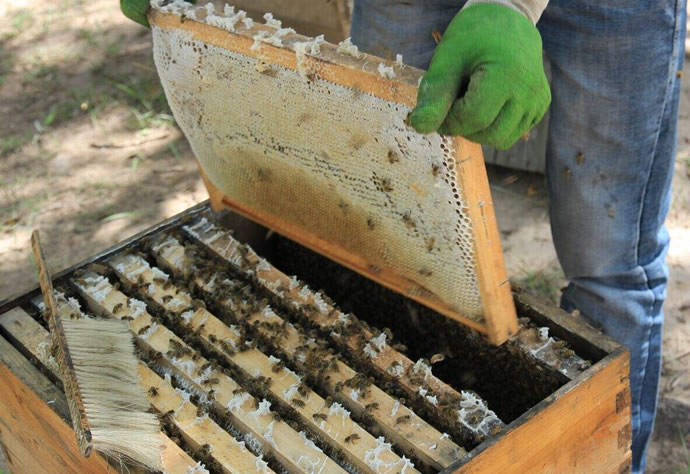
[31,230,162,470]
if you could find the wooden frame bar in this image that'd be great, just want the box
[182,217,505,444]
[107,254,419,473]
[73,270,343,474]
[151,235,465,470]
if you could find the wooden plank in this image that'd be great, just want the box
[149,9,518,343]
[5,305,200,474]
[513,286,620,360]
[0,305,59,375]
[0,364,109,474]
[153,234,466,470]
[149,10,418,105]
[0,333,70,437]
[452,140,518,344]
[107,254,416,474]
[452,349,632,474]
[139,364,273,474]
[79,268,345,474]
[183,219,505,445]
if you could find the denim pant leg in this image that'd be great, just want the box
[351,1,685,472]
[538,2,686,472]
[351,0,465,69]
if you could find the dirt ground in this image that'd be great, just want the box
[0,1,687,472]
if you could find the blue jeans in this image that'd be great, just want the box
[352,1,686,472]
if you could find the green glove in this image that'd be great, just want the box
[408,4,551,150]
[121,0,151,27]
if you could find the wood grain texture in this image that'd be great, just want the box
[451,349,632,474]
[452,140,518,344]
[0,334,70,431]
[0,364,108,474]
[149,10,518,344]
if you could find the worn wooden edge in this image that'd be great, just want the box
[31,230,94,457]
[0,306,61,385]
[512,285,620,361]
[150,11,516,340]
[0,362,109,474]
[452,141,518,345]
[443,347,632,473]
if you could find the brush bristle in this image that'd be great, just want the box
[62,318,162,470]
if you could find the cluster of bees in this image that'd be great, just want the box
[129,230,495,455]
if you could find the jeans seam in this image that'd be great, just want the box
[634,0,683,312]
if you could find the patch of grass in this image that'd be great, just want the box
[679,422,690,474]
[105,40,123,57]
[22,63,59,85]
[76,28,99,47]
[101,211,136,222]
[514,269,562,304]
[0,45,14,86]
[78,203,120,223]
[113,77,175,131]
[0,133,30,156]
[11,9,34,31]
[168,140,181,159]
[0,189,48,231]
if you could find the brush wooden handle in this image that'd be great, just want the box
[31,230,93,457]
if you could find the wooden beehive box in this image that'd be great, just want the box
[0,203,631,473]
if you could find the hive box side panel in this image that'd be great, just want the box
[453,349,632,474]
[0,341,109,474]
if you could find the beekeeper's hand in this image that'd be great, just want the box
[121,0,152,27]
[407,4,551,150]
